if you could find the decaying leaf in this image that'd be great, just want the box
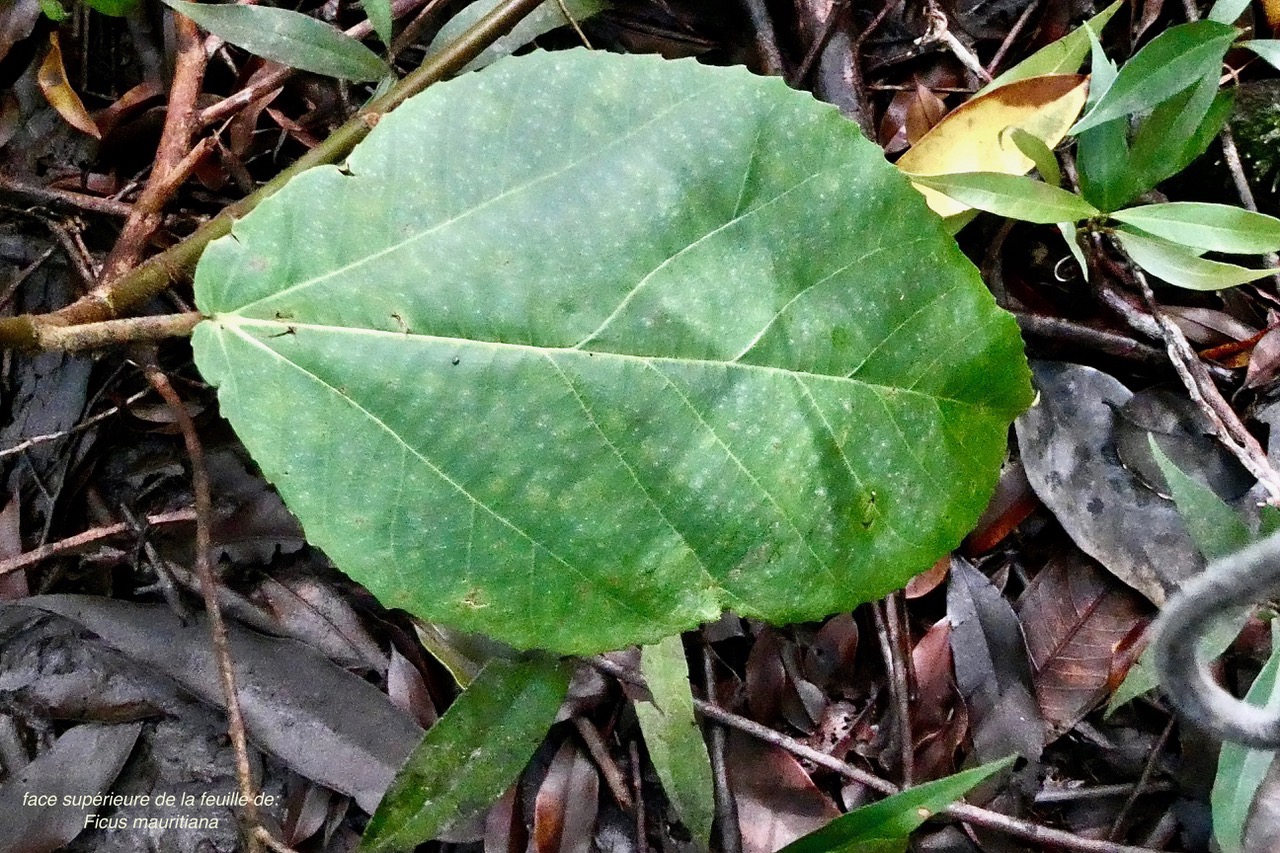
[895,75,1088,217]
[1015,361,1202,604]
[36,32,100,139]
[727,730,840,853]
[532,740,600,853]
[0,722,142,853]
[1016,553,1150,738]
[947,556,1044,762]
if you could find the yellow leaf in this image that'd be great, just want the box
[37,32,100,139]
[896,74,1087,217]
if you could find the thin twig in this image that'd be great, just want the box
[590,657,1167,853]
[984,0,1043,77]
[630,739,647,853]
[1108,717,1174,840]
[0,389,148,460]
[874,598,913,785]
[0,173,135,218]
[573,716,632,810]
[142,361,266,853]
[0,508,196,575]
[701,640,741,853]
[1114,239,1280,504]
[691,700,1164,853]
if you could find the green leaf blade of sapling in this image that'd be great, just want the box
[1107,439,1251,714]
[980,0,1122,93]
[192,51,1032,655]
[161,0,390,81]
[1005,127,1061,187]
[1240,40,1280,73]
[1114,228,1274,291]
[778,757,1017,853]
[1112,203,1280,254]
[634,634,714,847]
[1209,0,1254,24]
[1125,69,1233,202]
[904,171,1099,224]
[425,0,604,73]
[362,0,394,48]
[1075,21,1133,212]
[83,0,140,16]
[360,656,573,853]
[1071,20,1238,134]
[1213,622,1280,853]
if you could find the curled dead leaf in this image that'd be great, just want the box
[37,31,100,139]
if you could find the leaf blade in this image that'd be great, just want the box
[1115,228,1275,290]
[361,657,572,852]
[1112,203,1280,254]
[635,635,714,846]
[193,51,1033,654]
[904,172,1099,223]
[162,0,390,81]
[1071,21,1238,133]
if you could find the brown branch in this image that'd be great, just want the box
[0,0,553,351]
[99,10,210,285]
[142,361,269,853]
[0,508,197,576]
[0,174,134,218]
[30,312,200,352]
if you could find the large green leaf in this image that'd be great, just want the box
[192,50,1033,654]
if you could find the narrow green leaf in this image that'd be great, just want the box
[1115,228,1274,291]
[1113,203,1280,255]
[161,0,390,82]
[1004,127,1061,187]
[1107,439,1252,715]
[905,172,1099,224]
[1239,40,1280,73]
[426,0,604,73]
[362,0,394,48]
[84,0,139,15]
[1075,22,1133,211]
[778,757,1016,853]
[1071,21,1238,133]
[1127,73,1232,201]
[981,0,1122,93]
[1213,622,1280,853]
[1209,0,1253,23]
[192,51,1033,654]
[1056,223,1089,282]
[1149,436,1251,559]
[634,635,714,846]
[361,657,572,853]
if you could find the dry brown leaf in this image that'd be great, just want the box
[896,74,1088,217]
[905,81,947,146]
[727,730,839,853]
[1245,326,1280,389]
[533,740,599,853]
[1016,553,1150,738]
[37,32,100,139]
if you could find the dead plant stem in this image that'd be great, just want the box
[143,361,266,853]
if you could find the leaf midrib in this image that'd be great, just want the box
[212,316,1000,411]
